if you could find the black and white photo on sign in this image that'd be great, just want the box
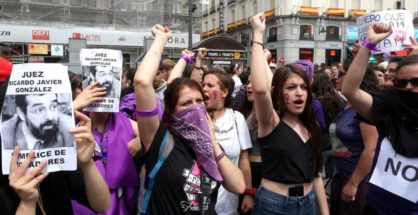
[1,63,77,174]
[80,49,123,113]
[1,93,74,151]
[81,65,121,98]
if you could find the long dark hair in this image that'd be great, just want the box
[271,64,323,176]
[311,71,345,127]
[162,78,204,124]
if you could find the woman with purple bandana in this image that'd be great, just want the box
[133,24,245,215]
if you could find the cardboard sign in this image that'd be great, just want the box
[357,10,414,53]
[1,63,76,174]
[370,138,418,203]
[80,49,122,113]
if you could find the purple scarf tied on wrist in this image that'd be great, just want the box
[170,103,223,182]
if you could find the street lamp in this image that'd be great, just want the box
[188,0,197,50]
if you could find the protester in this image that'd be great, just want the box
[330,66,380,215]
[342,22,418,214]
[133,24,245,214]
[383,56,402,87]
[250,13,329,215]
[1,107,110,215]
[373,66,385,88]
[202,70,253,215]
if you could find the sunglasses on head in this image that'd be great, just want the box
[393,78,418,88]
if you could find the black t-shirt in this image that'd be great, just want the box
[259,120,316,184]
[0,170,91,215]
[371,89,418,157]
[145,125,220,215]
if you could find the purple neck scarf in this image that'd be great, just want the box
[170,103,223,182]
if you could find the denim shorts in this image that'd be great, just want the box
[252,185,316,215]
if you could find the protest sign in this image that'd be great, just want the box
[370,138,418,203]
[357,10,414,54]
[1,63,76,174]
[80,49,122,112]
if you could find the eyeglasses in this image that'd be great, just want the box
[393,78,418,88]
[28,103,59,115]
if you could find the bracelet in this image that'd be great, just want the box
[194,66,202,70]
[244,188,257,197]
[133,101,161,117]
[215,151,226,162]
[181,53,195,64]
[361,39,377,53]
[251,40,264,49]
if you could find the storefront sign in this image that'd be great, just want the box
[28,44,48,55]
[0,24,200,48]
[51,44,64,56]
[32,30,50,40]
[219,0,224,32]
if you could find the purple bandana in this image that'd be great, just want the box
[170,103,223,182]
[295,59,314,82]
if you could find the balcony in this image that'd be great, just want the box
[350,9,367,17]
[236,19,246,27]
[227,22,236,31]
[327,8,344,17]
[299,6,319,16]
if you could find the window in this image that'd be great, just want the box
[231,9,235,22]
[299,24,313,40]
[241,5,246,19]
[352,0,360,9]
[374,0,382,11]
[325,26,340,41]
[212,18,216,30]
[268,27,277,42]
[302,0,311,7]
[253,1,257,15]
[329,0,339,8]
[205,21,209,32]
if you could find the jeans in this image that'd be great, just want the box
[252,185,316,215]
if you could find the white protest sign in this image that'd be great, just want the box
[80,49,122,113]
[1,63,77,174]
[370,138,418,203]
[357,10,414,53]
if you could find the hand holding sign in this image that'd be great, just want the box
[69,111,96,168]
[366,23,393,45]
[151,24,172,41]
[403,36,418,56]
[9,147,48,206]
[73,81,106,111]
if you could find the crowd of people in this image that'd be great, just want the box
[0,12,417,215]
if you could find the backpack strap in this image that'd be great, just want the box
[140,130,174,215]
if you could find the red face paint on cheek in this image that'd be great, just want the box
[284,93,290,104]
[212,91,219,100]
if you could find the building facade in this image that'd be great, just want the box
[0,0,202,69]
[201,0,418,65]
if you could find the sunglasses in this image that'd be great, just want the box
[393,78,418,88]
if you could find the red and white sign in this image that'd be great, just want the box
[32,30,50,40]
[72,32,101,41]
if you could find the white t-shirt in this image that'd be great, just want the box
[214,108,252,215]
[232,76,243,97]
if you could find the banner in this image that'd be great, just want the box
[1,63,76,174]
[80,49,122,112]
[357,10,414,53]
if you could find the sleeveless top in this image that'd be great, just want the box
[259,120,316,184]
